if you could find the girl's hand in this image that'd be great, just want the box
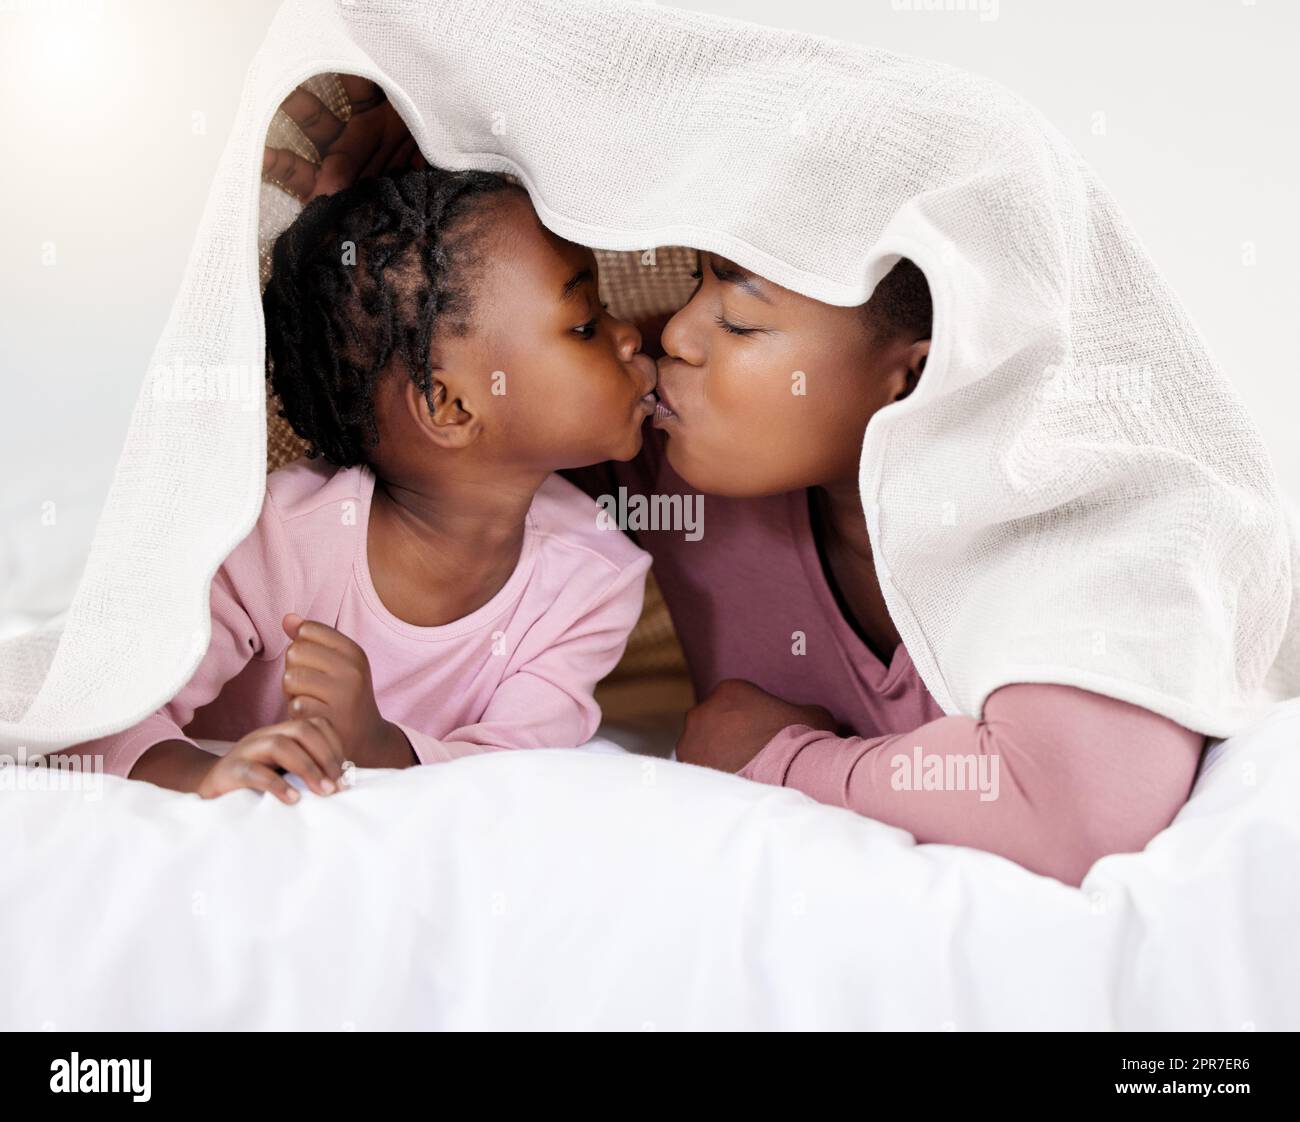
[197,718,347,803]
[281,615,413,768]
[262,75,425,203]
[677,679,841,773]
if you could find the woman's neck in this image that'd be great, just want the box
[812,478,873,561]
[808,478,902,666]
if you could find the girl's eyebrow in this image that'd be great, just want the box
[709,257,772,304]
[560,266,595,300]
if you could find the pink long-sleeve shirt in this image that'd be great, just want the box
[566,425,1206,884]
[79,458,651,779]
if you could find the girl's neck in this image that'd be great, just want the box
[365,465,545,628]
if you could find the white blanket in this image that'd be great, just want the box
[5,700,1298,1031]
[2,0,1297,752]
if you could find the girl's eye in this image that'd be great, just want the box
[689,269,702,280]
[714,313,758,337]
[573,316,599,340]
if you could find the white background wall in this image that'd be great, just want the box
[1,0,1296,625]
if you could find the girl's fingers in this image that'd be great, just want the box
[281,664,336,704]
[268,720,346,782]
[278,87,345,150]
[287,694,330,722]
[288,718,347,777]
[220,760,300,805]
[295,619,364,659]
[262,146,317,200]
[284,639,357,684]
[306,715,347,769]
[255,734,334,796]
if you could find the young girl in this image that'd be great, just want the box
[74,166,656,803]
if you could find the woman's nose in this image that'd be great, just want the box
[660,303,704,366]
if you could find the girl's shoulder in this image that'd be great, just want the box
[528,473,651,579]
[264,456,370,524]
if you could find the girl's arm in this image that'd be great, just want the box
[70,494,300,789]
[720,682,1204,885]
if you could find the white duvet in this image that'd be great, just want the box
[4,700,1298,1031]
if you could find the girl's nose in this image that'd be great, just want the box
[614,315,644,359]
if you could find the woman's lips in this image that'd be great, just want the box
[652,381,678,425]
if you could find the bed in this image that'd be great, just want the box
[4,696,1298,1031]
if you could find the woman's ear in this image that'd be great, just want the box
[404,370,481,449]
[878,338,928,404]
[893,339,929,402]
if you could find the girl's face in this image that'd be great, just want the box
[653,252,913,497]
[432,191,658,471]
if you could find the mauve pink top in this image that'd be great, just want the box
[78,458,651,779]
[568,426,1206,884]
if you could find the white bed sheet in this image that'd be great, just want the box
[2,699,1297,1030]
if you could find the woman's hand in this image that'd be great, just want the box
[262,75,424,202]
[196,718,347,802]
[676,679,841,773]
[281,615,414,768]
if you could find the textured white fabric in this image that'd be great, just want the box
[1,0,1297,750]
[4,705,1300,1030]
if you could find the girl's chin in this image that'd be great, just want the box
[608,421,646,463]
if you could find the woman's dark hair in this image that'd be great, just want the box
[862,257,932,342]
[262,166,520,466]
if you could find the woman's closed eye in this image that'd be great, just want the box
[713,313,766,337]
[688,269,769,336]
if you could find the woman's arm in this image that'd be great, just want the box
[263,77,424,202]
[684,680,1205,886]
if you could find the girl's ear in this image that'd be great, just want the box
[404,370,482,449]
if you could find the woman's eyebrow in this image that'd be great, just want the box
[560,266,595,300]
[709,257,772,304]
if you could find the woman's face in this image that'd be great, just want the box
[653,253,912,497]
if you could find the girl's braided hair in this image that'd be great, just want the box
[262,166,521,467]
